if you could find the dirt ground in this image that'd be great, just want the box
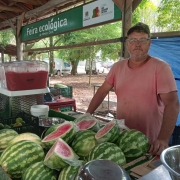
[49,73,117,113]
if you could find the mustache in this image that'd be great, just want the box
[133,48,142,51]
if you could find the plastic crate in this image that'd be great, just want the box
[0,111,39,135]
[0,93,9,118]
[48,109,75,121]
[54,86,73,111]
[169,126,180,146]
[0,93,44,118]
[49,87,61,96]
[54,86,73,98]
[60,106,72,112]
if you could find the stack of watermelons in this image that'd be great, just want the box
[0,114,150,180]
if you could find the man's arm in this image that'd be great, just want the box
[149,91,179,155]
[86,81,113,114]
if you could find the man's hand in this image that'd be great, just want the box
[148,139,169,155]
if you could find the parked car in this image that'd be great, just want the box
[85,60,105,75]
[43,58,72,75]
[102,60,115,68]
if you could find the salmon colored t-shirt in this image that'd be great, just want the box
[106,57,177,143]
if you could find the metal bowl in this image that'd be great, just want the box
[39,117,65,127]
[160,145,180,180]
[77,159,131,180]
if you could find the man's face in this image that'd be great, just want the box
[126,32,152,60]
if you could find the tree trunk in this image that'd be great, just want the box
[71,60,78,75]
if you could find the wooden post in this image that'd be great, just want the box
[16,35,23,60]
[122,3,132,59]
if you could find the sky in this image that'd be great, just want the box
[150,0,161,6]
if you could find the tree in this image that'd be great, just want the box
[132,0,161,32]
[0,30,15,62]
[55,21,121,76]
[157,0,180,31]
[0,30,15,48]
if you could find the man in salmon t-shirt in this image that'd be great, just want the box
[86,22,179,155]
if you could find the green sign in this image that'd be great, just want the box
[21,1,121,42]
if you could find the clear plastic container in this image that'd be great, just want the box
[0,64,7,89]
[1,60,48,91]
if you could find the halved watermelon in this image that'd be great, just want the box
[42,121,77,149]
[76,119,99,132]
[44,124,62,137]
[95,120,120,143]
[44,138,79,170]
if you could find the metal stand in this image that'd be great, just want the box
[0,88,49,117]
[93,84,114,118]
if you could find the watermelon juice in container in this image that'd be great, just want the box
[2,60,48,91]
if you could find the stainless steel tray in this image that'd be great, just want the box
[39,117,65,127]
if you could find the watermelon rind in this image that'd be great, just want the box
[71,130,97,157]
[74,113,97,124]
[42,121,77,149]
[0,140,45,178]
[22,161,57,180]
[116,129,150,159]
[0,129,18,151]
[8,132,42,147]
[87,142,126,166]
[95,120,120,143]
[58,161,86,180]
[76,119,100,132]
[44,138,80,170]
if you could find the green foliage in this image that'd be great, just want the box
[132,0,157,26]
[57,22,121,62]
[157,0,180,31]
[0,30,15,48]
[132,0,150,24]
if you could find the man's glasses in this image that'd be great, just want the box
[126,38,150,44]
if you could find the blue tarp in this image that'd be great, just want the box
[149,36,180,125]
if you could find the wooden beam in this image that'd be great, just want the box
[0,0,77,29]
[12,0,46,6]
[8,19,16,35]
[151,31,180,38]
[132,0,142,11]
[112,0,133,11]
[0,13,7,19]
[17,12,25,36]
[112,0,123,11]
[0,4,24,13]
[23,38,121,53]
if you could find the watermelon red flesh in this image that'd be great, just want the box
[46,139,71,159]
[43,124,71,141]
[77,120,96,130]
[96,122,114,138]
[56,140,71,157]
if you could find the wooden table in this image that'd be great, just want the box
[44,97,76,112]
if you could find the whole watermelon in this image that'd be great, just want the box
[87,142,126,166]
[0,129,18,151]
[58,161,86,180]
[22,161,57,180]
[0,140,45,178]
[71,130,97,157]
[8,132,42,147]
[116,129,150,160]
